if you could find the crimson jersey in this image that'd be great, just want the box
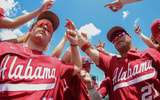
[0,42,74,100]
[58,75,97,100]
[98,48,160,100]
[0,8,4,21]
[57,79,74,100]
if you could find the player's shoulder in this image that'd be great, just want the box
[139,48,160,57]
[141,48,159,53]
[0,41,19,48]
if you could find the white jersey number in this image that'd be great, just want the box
[141,83,158,100]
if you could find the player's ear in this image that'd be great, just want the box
[29,28,32,32]
[129,35,132,40]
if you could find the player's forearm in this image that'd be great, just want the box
[78,36,99,65]
[11,9,41,29]
[51,37,68,58]
[138,32,158,49]
[2,33,29,43]
[120,0,142,5]
[71,44,82,75]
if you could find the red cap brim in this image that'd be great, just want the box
[107,26,127,42]
[37,11,59,32]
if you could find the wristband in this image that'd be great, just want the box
[81,42,92,52]
[70,44,78,46]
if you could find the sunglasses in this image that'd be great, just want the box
[36,20,53,33]
[82,58,93,64]
[111,30,128,43]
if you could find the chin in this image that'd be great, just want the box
[116,44,126,52]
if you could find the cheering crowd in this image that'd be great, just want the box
[1,0,160,100]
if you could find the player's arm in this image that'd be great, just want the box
[51,34,68,58]
[65,19,100,66]
[2,32,29,43]
[0,1,53,29]
[104,0,142,12]
[120,0,142,5]
[65,29,82,76]
[61,46,72,63]
[79,70,102,100]
[134,25,159,49]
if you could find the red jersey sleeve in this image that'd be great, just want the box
[59,62,74,79]
[97,52,114,76]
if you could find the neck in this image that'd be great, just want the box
[25,39,45,52]
[120,45,137,57]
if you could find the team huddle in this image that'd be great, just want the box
[1,0,160,100]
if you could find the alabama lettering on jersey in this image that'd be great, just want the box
[98,48,160,100]
[0,42,74,100]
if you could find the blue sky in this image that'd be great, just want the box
[0,0,159,83]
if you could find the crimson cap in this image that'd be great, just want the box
[151,19,160,37]
[107,26,128,42]
[82,56,93,64]
[37,11,59,32]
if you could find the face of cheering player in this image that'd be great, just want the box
[82,63,91,73]
[82,58,93,73]
[111,30,132,53]
[29,19,54,47]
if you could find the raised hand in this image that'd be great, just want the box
[104,1,123,12]
[64,19,76,30]
[39,1,53,12]
[81,32,88,40]
[134,25,141,35]
[94,39,105,51]
[66,29,78,45]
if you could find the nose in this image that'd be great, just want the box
[113,36,119,43]
[42,25,48,31]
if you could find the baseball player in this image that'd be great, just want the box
[0,11,82,100]
[104,0,142,12]
[58,46,97,100]
[65,19,160,100]
[135,19,160,52]
[0,1,53,29]
[55,43,97,100]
